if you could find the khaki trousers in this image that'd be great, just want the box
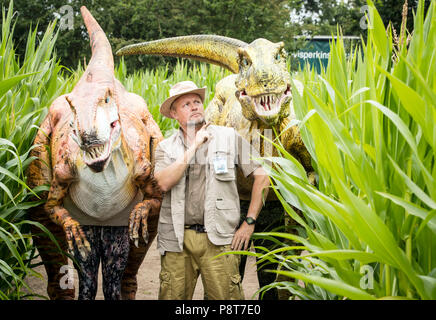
[159,229,244,300]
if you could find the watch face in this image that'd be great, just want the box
[246,217,256,225]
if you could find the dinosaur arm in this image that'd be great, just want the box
[129,162,163,247]
[44,174,90,257]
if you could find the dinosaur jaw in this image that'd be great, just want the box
[239,85,292,122]
[83,120,121,172]
[84,142,111,172]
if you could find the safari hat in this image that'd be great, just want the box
[160,81,206,119]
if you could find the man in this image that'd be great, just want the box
[154,81,270,300]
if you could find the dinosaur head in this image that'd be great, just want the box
[66,86,121,173]
[67,7,121,173]
[116,35,292,125]
[235,39,291,124]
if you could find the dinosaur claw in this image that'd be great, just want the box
[134,239,139,248]
[143,231,149,245]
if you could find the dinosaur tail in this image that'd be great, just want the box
[116,35,247,74]
[79,6,114,84]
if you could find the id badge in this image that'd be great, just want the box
[213,155,228,174]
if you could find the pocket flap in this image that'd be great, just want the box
[216,199,237,210]
[214,170,236,181]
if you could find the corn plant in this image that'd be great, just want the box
[0,0,72,299]
[254,0,436,300]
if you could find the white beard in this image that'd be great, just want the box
[187,116,205,127]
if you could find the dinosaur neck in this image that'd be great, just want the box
[116,35,247,74]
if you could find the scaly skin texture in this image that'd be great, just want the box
[26,7,163,300]
[117,36,315,201]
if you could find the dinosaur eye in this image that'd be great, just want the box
[276,53,281,61]
[241,57,249,67]
[105,97,110,104]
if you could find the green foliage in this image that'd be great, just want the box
[256,0,436,299]
[0,0,73,299]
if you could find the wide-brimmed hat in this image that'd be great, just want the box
[160,81,206,119]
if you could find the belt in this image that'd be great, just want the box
[184,224,206,233]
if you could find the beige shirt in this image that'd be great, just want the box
[155,128,260,226]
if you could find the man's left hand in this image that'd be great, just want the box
[231,222,255,251]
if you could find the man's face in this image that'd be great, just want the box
[170,93,205,127]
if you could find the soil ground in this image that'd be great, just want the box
[25,238,260,300]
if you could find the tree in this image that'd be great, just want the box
[1,0,300,72]
[288,0,432,37]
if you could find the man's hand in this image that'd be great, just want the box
[231,221,255,251]
[129,201,151,247]
[194,122,211,148]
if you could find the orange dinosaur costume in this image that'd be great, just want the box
[27,7,162,299]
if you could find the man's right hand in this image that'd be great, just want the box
[194,122,211,148]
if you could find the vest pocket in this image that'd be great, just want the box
[215,199,239,235]
[216,199,237,210]
[211,150,236,181]
[214,168,236,181]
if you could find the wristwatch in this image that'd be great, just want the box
[245,217,256,225]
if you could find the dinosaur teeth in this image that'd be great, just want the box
[253,93,283,117]
[86,145,106,161]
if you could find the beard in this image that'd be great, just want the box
[187,115,205,127]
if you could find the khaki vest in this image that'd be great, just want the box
[157,125,240,254]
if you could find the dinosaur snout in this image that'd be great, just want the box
[80,131,102,148]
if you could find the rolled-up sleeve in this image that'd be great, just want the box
[235,132,261,177]
[154,144,171,173]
